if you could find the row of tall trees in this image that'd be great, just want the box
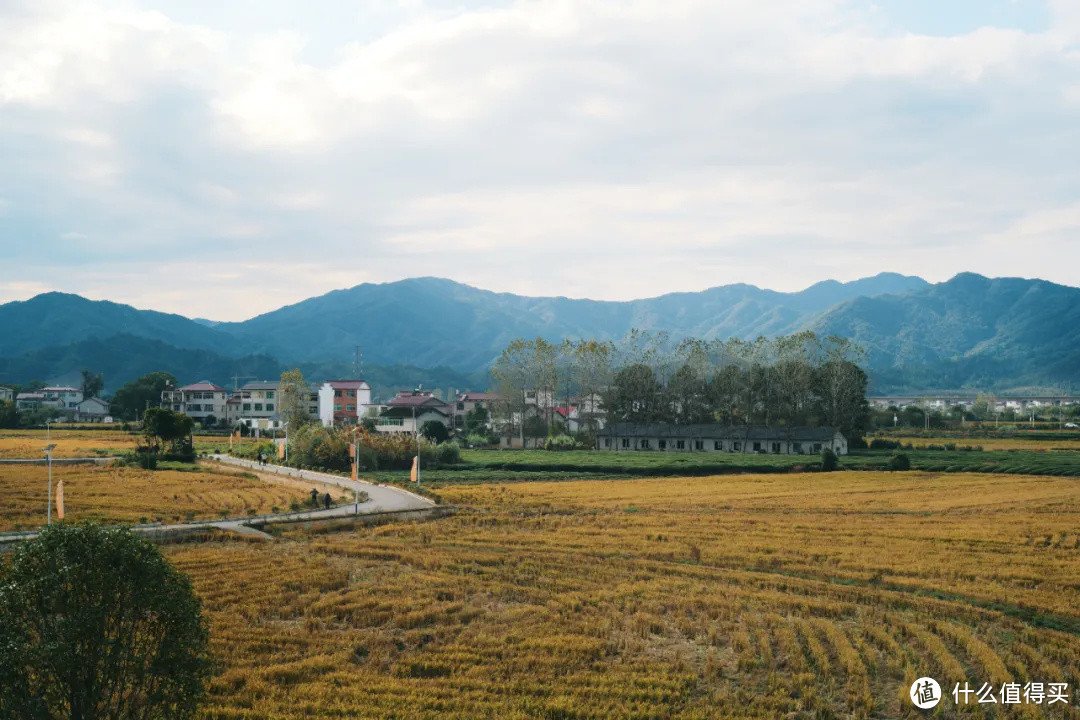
[491,331,871,440]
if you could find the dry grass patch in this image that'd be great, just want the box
[162,471,1080,719]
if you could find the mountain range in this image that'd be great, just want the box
[0,272,1076,396]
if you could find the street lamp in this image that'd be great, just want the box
[282,422,289,463]
[43,443,56,525]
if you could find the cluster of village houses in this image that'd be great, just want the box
[1,379,852,455]
[8,380,1080,456]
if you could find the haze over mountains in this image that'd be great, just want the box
[0,272,1076,396]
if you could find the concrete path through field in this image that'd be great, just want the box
[0,456,437,546]
[207,454,434,514]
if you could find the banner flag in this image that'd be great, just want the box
[410,455,419,483]
[277,440,285,459]
[56,480,64,520]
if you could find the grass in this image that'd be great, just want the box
[163,470,1080,719]
[0,463,309,531]
[359,447,1080,485]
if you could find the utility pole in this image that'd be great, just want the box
[44,443,56,525]
[354,346,363,378]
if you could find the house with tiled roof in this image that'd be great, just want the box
[161,381,229,426]
[376,390,451,433]
[597,423,847,455]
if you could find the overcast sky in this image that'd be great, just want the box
[1,0,1078,320]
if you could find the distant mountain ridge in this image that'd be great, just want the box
[0,272,1076,393]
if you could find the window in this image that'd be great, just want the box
[347,390,355,397]
[604,438,611,448]
[266,391,274,399]
[753,442,761,452]
[676,440,685,449]
[242,403,251,411]
[694,440,703,450]
[640,439,650,449]
[771,442,781,453]
[714,441,722,450]
[334,404,342,411]
[734,442,741,451]
[621,438,630,448]
[659,440,667,450]
[254,403,263,411]
[266,404,274,412]
[347,404,355,411]
[457,402,465,411]
[335,390,343,397]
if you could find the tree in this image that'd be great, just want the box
[143,407,194,457]
[604,364,663,424]
[279,369,311,432]
[463,404,490,435]
[420,420,449,444]
[110,372,176,421]
[0,523,212,719]
[80,369,104,400]
[0,400,18,429]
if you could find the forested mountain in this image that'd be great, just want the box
[0,272,1075,393]
[218,272,928,368]
[0,292,234,357]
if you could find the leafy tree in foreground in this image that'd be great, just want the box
[0,523,212,719]
[279,368,312,432]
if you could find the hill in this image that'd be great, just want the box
[2,272,1077,393]
[220,272,928,368]
[0,292,233,357]
[810,273,1080,391]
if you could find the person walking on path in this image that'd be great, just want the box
[310,488,319,507]
[323,493,332,510]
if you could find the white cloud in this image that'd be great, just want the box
[0,0,1078,319]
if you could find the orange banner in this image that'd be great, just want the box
[278,441,285,459]
[410,455,418,483]
[56,480,64,520]
[351,461,358,483]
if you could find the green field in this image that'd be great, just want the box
[357,446,1080,486]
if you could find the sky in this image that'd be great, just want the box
[1,0,1079,320]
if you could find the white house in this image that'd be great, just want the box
[318,380,373,427]
[376,391,451,433]
[75,397,111,423]
[227,380,319,429]
[0,386,13,403]
[161,381,229,426]
[42,386,83,410]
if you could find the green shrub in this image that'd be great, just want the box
[887,453,911,471]
[435,441,461,466]
[545,435,576,451]
[820,448,838,472]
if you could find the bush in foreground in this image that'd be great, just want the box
[0,523,212,719]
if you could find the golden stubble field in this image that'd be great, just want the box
[164,471,1080,719]
[888,435,1080,451]
[0,428,229,458]
[0,464,310,530]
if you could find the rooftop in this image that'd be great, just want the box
[326,380,370,390]
[459,392,504,401]
[179,381,226,392]
[386,393,449,408]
